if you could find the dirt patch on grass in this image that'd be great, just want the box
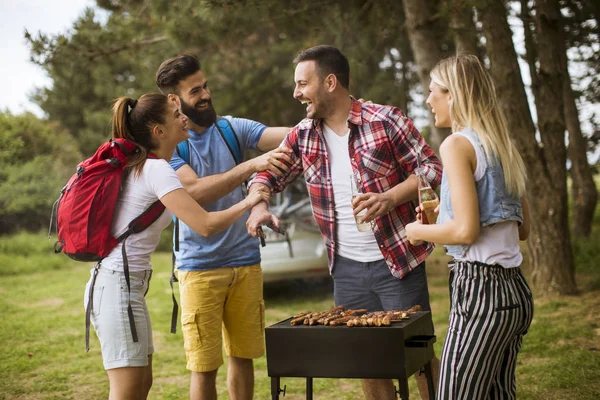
[31,297,65,308]
[154,374,188,386]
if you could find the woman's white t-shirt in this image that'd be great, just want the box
[101,159,183,272]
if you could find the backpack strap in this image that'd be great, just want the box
[216,117,248,198]
[85,200,165,351]
[169,140,191,334]
[215,117,242,164]
[85,263,101,352]
[169,118,244,335]
[173,139,191,252]
[120,201,165,345]
[116,200,166,243]
[176,140,191,165]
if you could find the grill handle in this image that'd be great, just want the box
[405,335,436,348]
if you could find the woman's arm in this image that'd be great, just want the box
[159,188,268,237]
[406,134,480,245]
[519,196,530,240]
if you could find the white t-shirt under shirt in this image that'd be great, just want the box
[454,132,523,268]
[322,123,383,262]
[101,159,183,273]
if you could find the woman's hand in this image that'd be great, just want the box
[414,204,423,223]
[415,203,440,216]
[406,220,424,246]
[245,188,271,208]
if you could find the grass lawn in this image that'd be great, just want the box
[0,231,599,399]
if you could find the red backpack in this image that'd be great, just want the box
[49,138,165,351]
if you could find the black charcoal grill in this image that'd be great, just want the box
[265,310,436,399]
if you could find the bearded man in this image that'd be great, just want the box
[156,54,290,400]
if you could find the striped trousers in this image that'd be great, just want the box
[438,261,534,400]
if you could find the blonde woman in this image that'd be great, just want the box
[405,55,533,400]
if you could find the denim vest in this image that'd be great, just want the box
[437,129,523,258]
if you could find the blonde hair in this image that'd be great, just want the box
[430,55,527,197]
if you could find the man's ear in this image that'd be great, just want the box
[168,94,181,109]
[325,73,337,92]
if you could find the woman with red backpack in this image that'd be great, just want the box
[83,94,270,400]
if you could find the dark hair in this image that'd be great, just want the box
[112,94,169,176]
[293,45,350,89]
[156,54,201,95]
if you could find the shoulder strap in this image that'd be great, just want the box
[116,200,166,243]
[171,140,190,335]
[176,140,191,165]
[215,117,242,165]
[170,118,243,336]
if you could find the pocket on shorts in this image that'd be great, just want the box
[85,284,104,318]
[182,312,202,352]
[94,285,105,317]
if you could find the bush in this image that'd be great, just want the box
[157,223,174,253]
[0,231,75,276]
[0,111,82,233]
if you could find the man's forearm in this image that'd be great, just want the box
[186,162,254,206]
[386,174,419,206]
[248,182,271,211]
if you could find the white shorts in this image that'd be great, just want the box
[84,266,154,370]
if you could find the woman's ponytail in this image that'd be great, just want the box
[111,95,168,177]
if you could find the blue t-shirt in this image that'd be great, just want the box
[169,116,267,270]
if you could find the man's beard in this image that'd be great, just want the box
[181,99,217,128]
[312,97,333,120]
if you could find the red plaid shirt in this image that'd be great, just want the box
[252,98,442,279]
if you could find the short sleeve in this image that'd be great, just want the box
[143,159,184,199]
[169,149,186,171]
[226,116,267,152]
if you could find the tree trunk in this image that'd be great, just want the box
[521,0,540,99]
[402,0,451,151]
[558,22,598,237]
[397,47,410,113]
[533,0,577,291]
[449,1,483,59]
[477,0,577,295]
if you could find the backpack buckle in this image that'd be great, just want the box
[54,239,65,254]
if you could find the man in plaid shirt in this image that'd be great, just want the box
[247,45,442,399]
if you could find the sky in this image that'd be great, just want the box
[0,0,95,117]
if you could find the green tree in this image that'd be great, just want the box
[26,0,424,155]
[0,111,82,233]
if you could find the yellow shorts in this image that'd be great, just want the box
[177,264,265,372]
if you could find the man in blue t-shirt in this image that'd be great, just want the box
[156,54,291,400]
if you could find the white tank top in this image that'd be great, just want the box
[454,132,523,268]
[322,123,383,262]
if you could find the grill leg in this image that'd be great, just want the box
[271,377,280,400]
[396,377,409,400]
[424,361,436,399]
[306,377,313,400]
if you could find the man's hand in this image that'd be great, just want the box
[246,206,281,238]
[249,147,293,176]
[352,192,394,224]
